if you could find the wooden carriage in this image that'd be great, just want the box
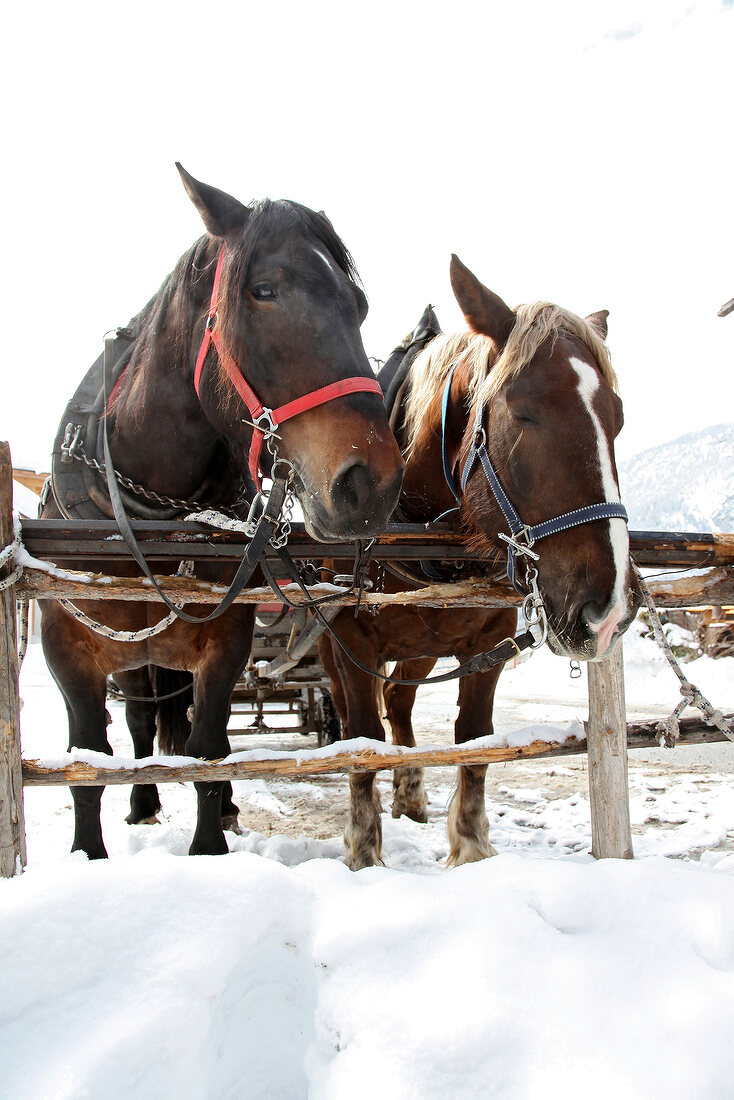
[231,602,341,746]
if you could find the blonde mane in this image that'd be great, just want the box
[402,303,618,453]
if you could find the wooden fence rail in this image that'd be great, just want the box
[22,714,732,788]
[15,562,734,610]
[3,442,733,876]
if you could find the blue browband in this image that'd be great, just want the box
[439,372,629,593]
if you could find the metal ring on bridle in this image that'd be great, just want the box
[498,530,539,561]
[254,407,278,434]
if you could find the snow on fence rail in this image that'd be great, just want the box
[2,440,734,876]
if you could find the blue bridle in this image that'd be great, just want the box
[439,365,629,595]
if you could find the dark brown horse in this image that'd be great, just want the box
[41,165,404,859]
[320,255,639,870]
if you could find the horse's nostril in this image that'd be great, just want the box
[332,460,373,513]
[584,599,608,626]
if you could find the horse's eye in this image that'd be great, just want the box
[516,414,537,427]
[251,284,275,301]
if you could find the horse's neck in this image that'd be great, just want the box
[109,303,236,505]
[398,379,469,524]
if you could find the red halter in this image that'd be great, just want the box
[194,247,383,490]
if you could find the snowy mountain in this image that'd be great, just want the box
[618,423,734,532]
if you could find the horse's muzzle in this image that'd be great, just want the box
[300,456,405,541]
[546,585,641,661]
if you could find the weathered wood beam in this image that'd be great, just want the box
[15,563,734,610]
[17,570,522,608]
[20,738,592,786]
[587,648,633,860]
[0,444,26,876]
[19,518,734,569]
[625,712,733,744]
[21,715,734,790]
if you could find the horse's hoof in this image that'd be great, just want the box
[221,813,242,835]
[72,843,108,860]
[189,834,229,856]
[126,813,160,826]
[344,849,383,871]
[392,803,428,824]
[446,840,498,868]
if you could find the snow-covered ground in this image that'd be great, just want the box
[3,624,734,1099]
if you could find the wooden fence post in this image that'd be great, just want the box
[0,442,26,876]
[586,643,633,859]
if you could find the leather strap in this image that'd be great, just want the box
[102,337,286,625]
[461,400,628,593]
[261,542,536,686]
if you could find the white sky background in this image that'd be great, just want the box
[1,0,731,471]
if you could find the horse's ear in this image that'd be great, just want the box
[586,310,609,340]
[176,163,249,237]
[450,255,515,346]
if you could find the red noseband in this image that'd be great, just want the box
[194,247,383,490]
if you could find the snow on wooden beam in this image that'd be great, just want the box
[21,717,734,789]
[15,562,734,610]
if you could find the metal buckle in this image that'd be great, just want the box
[243,492,267,536]
[60,422,83,463]
[332,573,374,591]
[522,566,548,649]
[253,408,278,435]
[498,529,539,561]
[205,311,218,332]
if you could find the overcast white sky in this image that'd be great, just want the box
[2,0,731,471]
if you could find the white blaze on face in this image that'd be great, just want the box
[569,356,629,655]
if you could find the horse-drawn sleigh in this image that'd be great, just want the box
[37,165,638,868]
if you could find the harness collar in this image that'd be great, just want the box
[194,246,383,490]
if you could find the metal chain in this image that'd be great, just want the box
[65,445,247,518]
[633,562,734,746]
[58,560,196,642]
[265,435,296,550]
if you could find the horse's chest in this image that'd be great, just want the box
[372,606,488,661]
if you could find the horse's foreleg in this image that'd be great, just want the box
[447,615,515,866]
[184,611,253,856]
[187,681,237,856]
[220,782,241,833]
[318,636,347,727]
[114,668,162,825]
[383,658,436,823]
[51,664,111,860]
[329,645,385,870]
[447,765,496,866]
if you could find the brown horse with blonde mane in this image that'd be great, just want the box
[41,166,404,860]
[320,255,639,870]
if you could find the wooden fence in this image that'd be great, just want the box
[2,440,734,876]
